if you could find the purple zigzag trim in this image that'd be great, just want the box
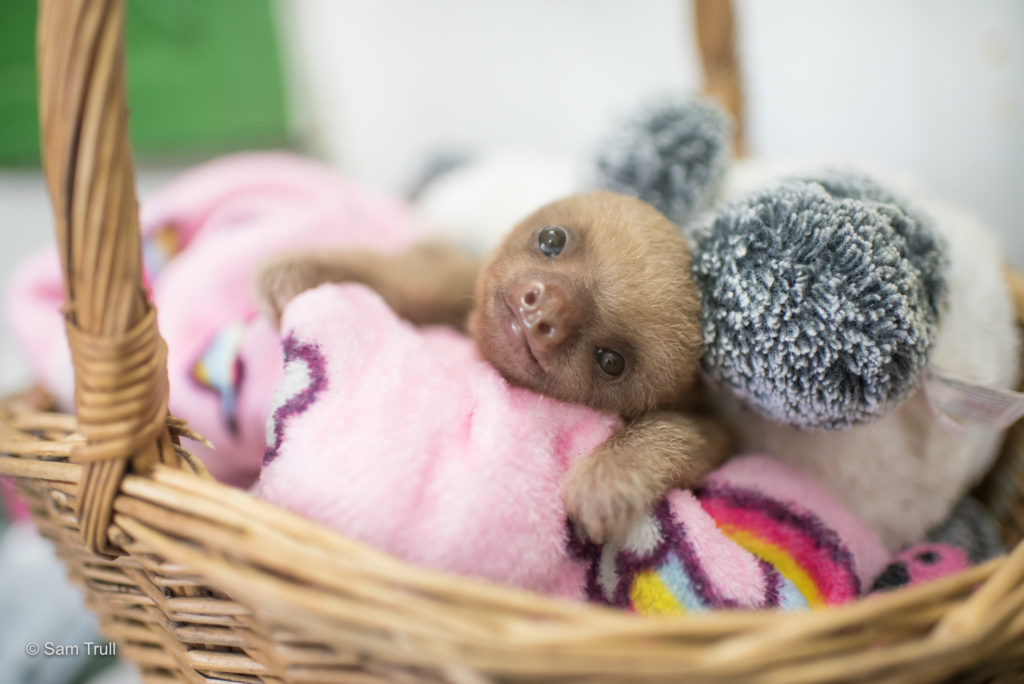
[564,520,610,604]
[645,500,738,609]
[696,482,861,598]
[759,558,782,608]
[565,518,599,562]
[608,501,677,608]
[263,333,329,466]
[225,356,245,436]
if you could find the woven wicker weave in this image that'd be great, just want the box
[2,1,1023,681]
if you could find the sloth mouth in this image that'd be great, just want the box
[502,299,545,373]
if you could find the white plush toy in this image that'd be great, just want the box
[716,160,1020,550]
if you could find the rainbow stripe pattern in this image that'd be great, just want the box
[190,321,248,436]
[569,455,884,614]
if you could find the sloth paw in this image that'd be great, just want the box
[564,452,658,544]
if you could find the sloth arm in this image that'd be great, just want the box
[254,242,481,329]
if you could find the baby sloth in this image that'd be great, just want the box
[256,191,732,542]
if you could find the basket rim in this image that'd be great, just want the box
[4,435,1024,680]
[0,425,1019,630]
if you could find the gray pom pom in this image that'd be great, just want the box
[692,174,948,430]
[799,170,947,318]
[593,96,732,226]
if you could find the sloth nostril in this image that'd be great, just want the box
[523,289,538,307]
[537,322,552,336]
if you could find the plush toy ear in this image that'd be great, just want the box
[591,96,733,227]
[691,171,948,430]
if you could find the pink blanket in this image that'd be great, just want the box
[6,153,419,486]
[254,283,907,609]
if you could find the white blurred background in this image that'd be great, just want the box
[282,0,1023,240]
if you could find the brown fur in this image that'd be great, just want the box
[255,242,479,329]
[468,191,704,418]
[563,411,732,541]
[254,191,733,542]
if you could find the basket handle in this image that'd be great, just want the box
[37,0,181,555]
[695,0,744,155]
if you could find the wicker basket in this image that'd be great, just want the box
[2,1,1024,681]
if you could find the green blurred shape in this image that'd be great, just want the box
[0,0,290,166]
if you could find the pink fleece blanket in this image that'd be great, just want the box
[254,283,926,610]
[6,153,419,486]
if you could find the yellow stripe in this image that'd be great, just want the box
[720,524,825,608]
[629,570,686,616]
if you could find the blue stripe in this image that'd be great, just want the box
[777,575,810,610]
[657,553,710,613]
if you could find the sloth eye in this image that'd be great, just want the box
[538,226,567,257]
[595,348,625,377]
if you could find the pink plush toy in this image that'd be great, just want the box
[254,283,893,610]
[869,542,971,593]
[6,153,419,486]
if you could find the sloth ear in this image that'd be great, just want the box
[590,95,733,228]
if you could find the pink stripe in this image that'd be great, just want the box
[701,497,858,604]
[666,491,768,607]
[706,455,888,586]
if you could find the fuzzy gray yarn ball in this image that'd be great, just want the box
[692,174,948,430]
[593,96,732,226]
[800,171,947,318]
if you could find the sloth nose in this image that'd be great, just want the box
[510,278,575,353]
